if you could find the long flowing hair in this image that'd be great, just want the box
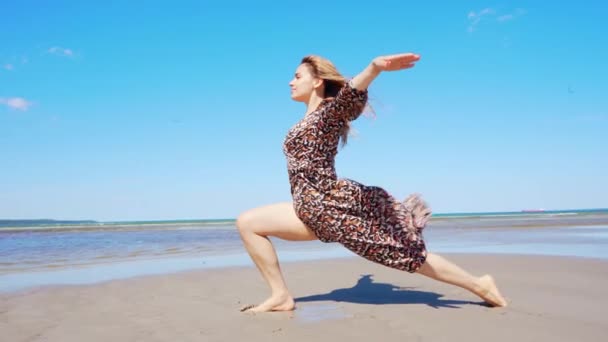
[301,55,370,146]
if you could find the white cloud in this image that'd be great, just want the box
[3,64,14,70]
[0,97,32,111]
[479,8,495,16]
[467,8,495,32]
[48,46,74,57]
[498,9,526,22]
[468,8,526,32]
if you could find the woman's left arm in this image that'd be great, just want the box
[323,53,421,122]
[350,53,421,91]
[349,63,382,91]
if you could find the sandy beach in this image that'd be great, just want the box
[2,253,607,341]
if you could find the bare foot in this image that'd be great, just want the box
[241,293,295,313]
[475,275,508,307]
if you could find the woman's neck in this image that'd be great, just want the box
[305,93,324,116]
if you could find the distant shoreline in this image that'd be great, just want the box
[2,208,607,227]
[1,209,608,233]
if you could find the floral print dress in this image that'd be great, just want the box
[283,83,428,273]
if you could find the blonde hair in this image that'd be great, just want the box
[301,55,367,146]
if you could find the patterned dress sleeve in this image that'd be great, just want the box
[322,81,368,122]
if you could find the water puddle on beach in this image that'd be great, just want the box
[293,303,351,323]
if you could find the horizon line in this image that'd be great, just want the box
[2,207,607,224]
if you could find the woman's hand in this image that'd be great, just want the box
[372,53,421,72]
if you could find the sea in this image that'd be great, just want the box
[1,209,607,293]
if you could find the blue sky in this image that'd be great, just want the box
[1,1,607,221]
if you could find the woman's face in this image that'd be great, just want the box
[289,64,319,103]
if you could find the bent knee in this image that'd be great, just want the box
[236,209,267,236]
[236,210,254,233]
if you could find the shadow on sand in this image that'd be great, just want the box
[295,274,484,309]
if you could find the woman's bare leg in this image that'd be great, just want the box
[236,202,317,313]
[416,253,507,307]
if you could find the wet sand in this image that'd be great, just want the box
[2,254,607,341]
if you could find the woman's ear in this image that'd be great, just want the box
[313,78,324,90]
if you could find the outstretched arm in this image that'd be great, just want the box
[350,53,421,91]
[323,53,421,122]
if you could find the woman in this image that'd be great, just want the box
[237,53,507,313]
